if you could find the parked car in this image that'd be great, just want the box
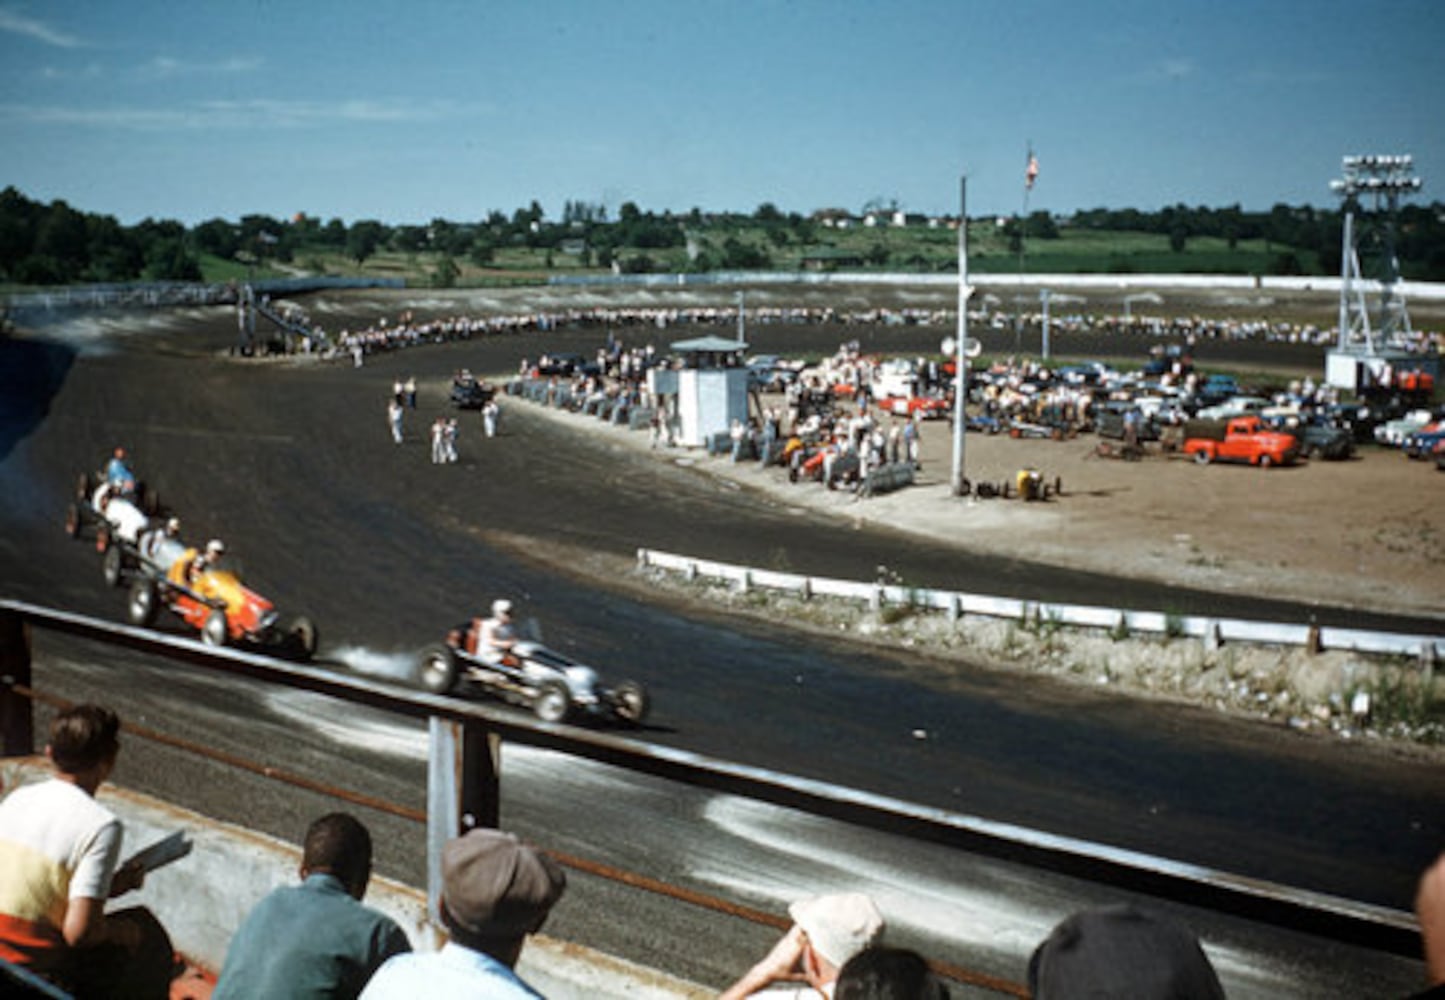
[1194,395,1271,422]
[1375,409,1437,447]
[1260,414,1355,460]
[450,376,495,410]
[1402,422,1445,460]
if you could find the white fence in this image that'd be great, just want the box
[636,548,1442,664]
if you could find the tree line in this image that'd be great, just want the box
[2,185,1443,286]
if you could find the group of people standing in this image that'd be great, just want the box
[384,375,502,460]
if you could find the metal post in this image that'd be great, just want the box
[736,291,745,344]
[1338,208,1353,352]
[952,176,969,497]
[0,610,34,757]
[427,716,501,923]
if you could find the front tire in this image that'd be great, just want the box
[418,644,459,694]
[1259,453,1274,469]
[611,681,650,725]
[127,580,158,627]
[201,609,228,647]
[1192,449,1212,465]
[533,680,572,723]
[75,472,92,502]
[285,615,318,660]
[64,503,82,538]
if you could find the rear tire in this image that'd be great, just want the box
[103,546,124,587]
[201,610,228,647]
[127,580,158,627]
[65,503,82,538]
[533,680,572,723]
[611,681,650,725]
[1259,453,1274,469]
[418,644,459,695]
[95,523,112,554]
[1192,449,1212,465]
[76,472,92,502]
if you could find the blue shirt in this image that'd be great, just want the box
[359,942,544,1000]
[213,873,411,1000]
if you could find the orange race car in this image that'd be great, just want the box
[124,540,318,660]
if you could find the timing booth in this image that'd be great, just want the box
[646,335,750,447]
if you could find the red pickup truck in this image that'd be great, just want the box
[1182,415,1299,468]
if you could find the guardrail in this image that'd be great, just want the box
[0,597,1424,978]
[636,549,1443,665]
[3,277,404,314]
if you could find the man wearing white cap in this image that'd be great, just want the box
[721,892,884,999]
[474,599,518,665]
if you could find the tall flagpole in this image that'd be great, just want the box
[1014,142,1034,355]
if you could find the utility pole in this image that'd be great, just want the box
[952,176,970,497]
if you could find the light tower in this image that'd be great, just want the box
[1326,155,1423,390]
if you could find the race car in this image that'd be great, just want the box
[65,476,157,554]
[879,394,952,420]
[417,621,649,725]
[124,542,318,660]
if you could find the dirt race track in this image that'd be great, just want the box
[2,281,1443,928]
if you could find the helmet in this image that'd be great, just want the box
[205,539,225,557]
[491,599,513,617]
[165,517,181,534]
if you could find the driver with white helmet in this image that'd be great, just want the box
[474,598,518,664]
[186,538,225,584]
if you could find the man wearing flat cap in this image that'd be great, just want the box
[721,891,884,999]
[360,829,566,999]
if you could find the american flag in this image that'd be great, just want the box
[1026,152,1039,190]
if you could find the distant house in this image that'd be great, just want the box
[812,208,855,229]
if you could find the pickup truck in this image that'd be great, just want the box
[1182,416,1300,468]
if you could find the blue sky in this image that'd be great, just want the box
[1,1,1440,226]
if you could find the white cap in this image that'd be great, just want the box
[491,599,513,616]
[788,892,884,968]
[206,539,225,556]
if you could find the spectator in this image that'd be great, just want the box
[1418,851,1445,992]
[836,946,949,1000]
[720,892,884,999]
[360,828,565,999]
[0,704,175,999]
[213,812,411,1000]
[1027,904,1224,1000]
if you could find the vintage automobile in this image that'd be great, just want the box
[879,394,951,420]
[1375,409,1437,448]
[64,480,153,554]
[1402,422,1445,460]
[1260,414,1355,461]
[449,375,495,410]
[417,621,649,725]
[124,544,318,659]
[1183,415,1299,468]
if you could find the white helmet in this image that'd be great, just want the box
[205,539,226,558]
[491,598,513,617]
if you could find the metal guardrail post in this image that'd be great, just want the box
[426,715,501,923]
[0,610,34,756]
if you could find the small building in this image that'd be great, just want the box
[647,335,750,447]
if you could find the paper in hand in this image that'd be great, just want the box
[124,830,193,874]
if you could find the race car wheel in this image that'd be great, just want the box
[141,487,160,517]
[611,681,650,726]
[533,680,572,724]
[286,615,318,660]
[127,580,158,627]
[75,472,92,502]
[1192,450,1212,465]
[201,610,229,648]
[418,644,459,695]
[102,546,125,587]
[64,503,82,538]
[95,523,111,555]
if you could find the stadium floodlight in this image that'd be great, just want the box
[1331,153,1423,356]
